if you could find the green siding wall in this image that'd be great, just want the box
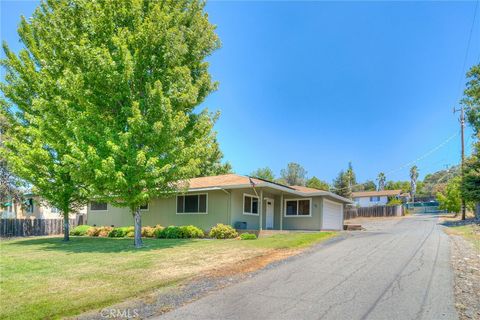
[282,196,323,230]
[87,190,230,230]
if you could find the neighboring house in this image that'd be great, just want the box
[0,194,86,219]
[86,174,353,231]
[352,189,402,207]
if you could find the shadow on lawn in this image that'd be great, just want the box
[4,236,197,253]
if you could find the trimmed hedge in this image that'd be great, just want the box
[156,225,204,239]
[240,233,257,240]
[209,224,238,239]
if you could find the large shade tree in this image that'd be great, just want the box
[1,6,90,239]
[2,0,222,247]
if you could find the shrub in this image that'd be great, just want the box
[240,233,257,240]
[157,226,183,239]
[180,225,204,238]
[108,226,134,238]
[208,224,238,239]
[70,225,91,236]
[155,225,203,239]
[141,226,156,238]
[86,227,99,237]
[97,226,113,237]
[126,230,135,237]
[387,198,402,206]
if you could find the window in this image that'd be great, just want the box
[370,196,380,202]
[140,203,149,211]
[90,202,107,211]
[26,198,34,213]
[51,207,60,214]
[177,194,207,214]
[243,194,259,215]
[285,199,311,216]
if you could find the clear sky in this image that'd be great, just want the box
[1,1,479,184]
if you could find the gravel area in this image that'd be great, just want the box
[449,232,480,320]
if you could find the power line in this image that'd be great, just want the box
[455,0,479,104]
[329,131,459,192]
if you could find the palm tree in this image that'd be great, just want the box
[377,172,386,191]
[410,166,419,202]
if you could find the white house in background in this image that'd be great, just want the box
[352,189,402,207]
[1,194,86,219]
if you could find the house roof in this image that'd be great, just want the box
[187,174,263,189]
[352,189,402,198]
[186,174,353,204]
[290,185,326,193]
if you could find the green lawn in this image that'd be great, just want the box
[0,232,336,320]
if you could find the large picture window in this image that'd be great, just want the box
[90,202,107,211]
[284,199,311,216]
[243,194,259,215]
[177,194,207,214]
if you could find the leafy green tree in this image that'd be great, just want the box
[332,170,351,199]
[461,140,480,218]
[2,0,221,247]
[251,167,275,181]
[197,139,232,177]
[385,180,410,193]
[410,166,419,201]
[377,172,386,191]
[346,162,357,190]
[0,115,25,210]
[280,163,307,186]
[1,10,91,239]
[362,180,377,191]
[461,63,480,219]
[437,176,463,214]
[462,63,480,133]
[274,178,288,186]
[306,176,329,191]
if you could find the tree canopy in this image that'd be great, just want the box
[1,0,222,247]
[306,176,329,191]
[332,170,351,199]
[280,162,307,186]
[251,167,275,181]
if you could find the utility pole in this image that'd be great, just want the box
[454,106,466,220]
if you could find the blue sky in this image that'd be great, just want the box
[1,1,479,184]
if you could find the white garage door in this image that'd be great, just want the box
[322,199,343,230]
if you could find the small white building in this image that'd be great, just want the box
[352,190,402,207]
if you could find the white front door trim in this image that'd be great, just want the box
[265,198,274,229]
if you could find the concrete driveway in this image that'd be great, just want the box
[156,214,458,320]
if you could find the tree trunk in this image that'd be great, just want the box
[63,211,70,242]
[134,208,143,248]
[476,203,480,221]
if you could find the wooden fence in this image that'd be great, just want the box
[344,205,403,220]
[0,218,77,237]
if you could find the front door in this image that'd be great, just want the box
[266,199,274,229]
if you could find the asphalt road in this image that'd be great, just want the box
[157,214,458,320]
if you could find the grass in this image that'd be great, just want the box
[446,224,480,250]
[0,231,336,320]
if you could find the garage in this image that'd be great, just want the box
[322,199,343,230]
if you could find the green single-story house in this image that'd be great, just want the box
[86,174,353,231]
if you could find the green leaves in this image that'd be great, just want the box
[1,0,225,227]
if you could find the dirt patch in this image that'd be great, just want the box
[447,231,480,320]
[205,248,300,277]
